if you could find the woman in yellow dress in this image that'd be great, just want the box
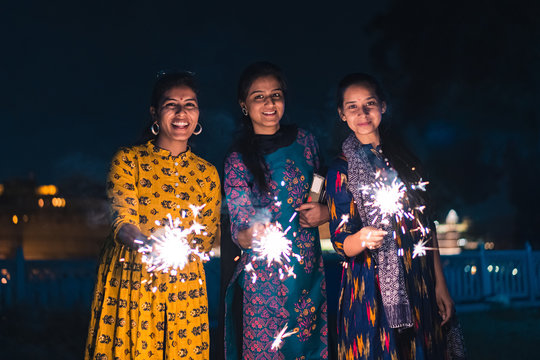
[85,72,221,360]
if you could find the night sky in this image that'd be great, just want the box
[2,1,539,247]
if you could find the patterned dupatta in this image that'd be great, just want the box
[342,133,414,329]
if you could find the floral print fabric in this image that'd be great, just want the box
[224,129,328,359]
[85,141,221,360]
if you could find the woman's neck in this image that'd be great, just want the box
[253,124,280,135]
[156,138,187,156]
[355,132,380,148]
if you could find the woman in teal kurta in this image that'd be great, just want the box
[223,62,328,359]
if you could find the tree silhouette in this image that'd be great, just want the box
[367,2,540,246]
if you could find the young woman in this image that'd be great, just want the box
[222,62,329,359]
[326,73,456,359]
[85,72,221,360]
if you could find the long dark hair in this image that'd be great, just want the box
[337,73,430,208]
[137,71,199,144]
[233,62,288,191]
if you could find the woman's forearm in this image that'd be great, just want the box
[343,233,367,257]
[117,223,146,250]
[431,232,449,288]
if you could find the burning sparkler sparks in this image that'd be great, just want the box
[361,170,430,232]
[334,214,349,234]
[362,175,406,225]
[138,212,210,273]
[411,178,429,191]
[270,324,298,351]
[412,239,439,258]
[244,206,303,283]
[252,222,294,266]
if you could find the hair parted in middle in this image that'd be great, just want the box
[233,61,288,191]
[336,72,431,211]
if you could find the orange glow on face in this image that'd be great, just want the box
[38,198,44,207]
[12,215,18,224]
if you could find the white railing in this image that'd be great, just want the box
[0,249,97,310]
[442,243,540,303]
[0,248,221,313]
[1,244,539,311]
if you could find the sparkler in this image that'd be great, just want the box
[270,324,298,351]
[252,222,294,266]
[362,173,407,226]
[245,204,303,283]
[361,170,430,232]
[138,212,210,273]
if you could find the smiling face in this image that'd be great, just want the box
[151,85,199,155]
[338,84,386,145]
[240,75,285,135]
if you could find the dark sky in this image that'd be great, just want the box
[2,1,539,246]
[2,1,388,183]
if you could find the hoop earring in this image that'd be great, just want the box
[151,122,160,136]
[193,123,202,136]
[241,107,248,116]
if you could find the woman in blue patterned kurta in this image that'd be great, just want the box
[326,73,456,359]
[223,62,329,359]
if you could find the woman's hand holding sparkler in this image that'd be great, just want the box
[295,203,330,228]
[117,223,150,250]
[343,226,386,257]
[237,223,267,249]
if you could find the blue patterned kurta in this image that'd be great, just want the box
[224,129,328,359]
[326,145,446,360]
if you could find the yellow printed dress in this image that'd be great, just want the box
[85,140,221,360]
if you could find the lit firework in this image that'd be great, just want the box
[139,212,210,273]
[270,324,298,351]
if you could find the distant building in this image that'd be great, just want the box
[435,209,473,255]
[0,179,109,260]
